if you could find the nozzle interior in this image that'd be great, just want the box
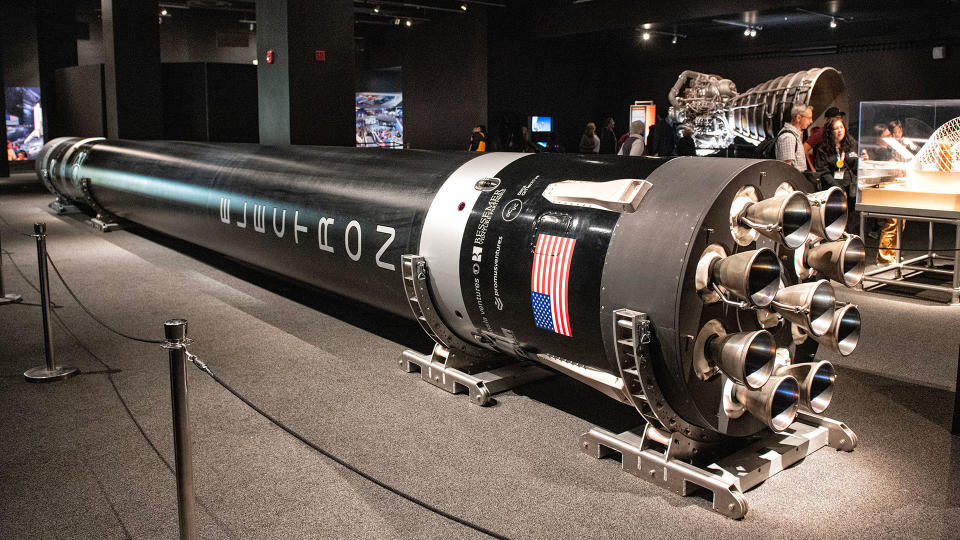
[808,362,836,414]
[747,250,782,306]
[821,188,849,241]
[835,305,861,356]
[841,236,866,287]
[743,331,776,389]
[808,281,837,336]
[781,192,813,248]
[770,377,800,431]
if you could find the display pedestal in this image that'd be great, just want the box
[858,205,960,304]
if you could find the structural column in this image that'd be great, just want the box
[36,0,78,141]
[1,36,7,178]
[101,0,162,139]
[256,0,355,146]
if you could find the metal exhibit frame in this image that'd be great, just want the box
[401,265,858,518]
[858,204,960,304]
[582,310,857,520]
[399,255,553,405]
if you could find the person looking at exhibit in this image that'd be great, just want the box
[578,122,600,153]
[617,120,646,156]
[468,125,486,152]
[676,126,696,156]
[814,116,859,231]
[776,103,813,172]
[599,117,617,154]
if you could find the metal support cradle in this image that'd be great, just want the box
[580,411,857,520]
[399,255,553,405]
[579,308,857,519]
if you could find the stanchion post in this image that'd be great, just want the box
[24,223,78,382]
[953,343,960,435]
[0,229,23,305]
[163,319,196,540]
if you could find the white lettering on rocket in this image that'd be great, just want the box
[318,217,335,253]
[220,198,231,224]
[252,204,266,233]
[218,199,397,272]
[345,220,362,261]
[272,208,286,238]
[236,202,248,228]
[294,210,308,244]
[375,225,395,271]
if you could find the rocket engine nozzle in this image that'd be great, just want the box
[807,186,849,242]
[771,279,836,337]
[776,360,836,414]
[800,236,866,288]
[808,304,861,357]
[740,191,813,249]
[698,247,783,307]
[733,375,801,432]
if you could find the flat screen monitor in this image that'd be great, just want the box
[531,116,552,133]
[5,86,44,160]
[355,92,403,148]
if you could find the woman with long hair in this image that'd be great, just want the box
[578,122,600,153]
[814,116,860,234]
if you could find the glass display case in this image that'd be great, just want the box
[857,99,960,216]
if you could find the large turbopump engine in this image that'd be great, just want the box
[669,67,848,150]
[37,138,865,516]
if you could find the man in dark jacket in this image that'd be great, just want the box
[599,117,617,154]
[676,126,696,156]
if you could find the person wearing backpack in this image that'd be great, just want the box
[775,103,814,172]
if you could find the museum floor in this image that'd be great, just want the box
[1,172,959,539]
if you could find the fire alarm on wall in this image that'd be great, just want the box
[266,50,274,64]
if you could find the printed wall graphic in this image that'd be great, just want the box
[356,92,403,148]
[5,87,43,161]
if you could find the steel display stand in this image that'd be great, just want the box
[858,203,960,304]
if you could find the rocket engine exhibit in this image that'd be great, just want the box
[668,67,848,150]
[38,137,866,518]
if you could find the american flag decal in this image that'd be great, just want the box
[531,233,576,336]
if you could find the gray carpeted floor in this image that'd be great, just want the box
[1,176,959,539]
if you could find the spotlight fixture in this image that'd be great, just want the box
[749,28,757,37]
[405,18,412,27]
[672,35,678,44]
[642,31,651,40]
[394,17,401,25]
[829,17,837,28]
[744,27,751,36]
[160,8,168,16]
[373,4,380,13]
[249,22,255,31]
[642,23,652,29]
[461,3,468,10]
[252,59,258,66]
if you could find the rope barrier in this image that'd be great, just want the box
[184,349,509,540]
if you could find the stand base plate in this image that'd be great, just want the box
[24,366,80,383]
[0,293,22,305]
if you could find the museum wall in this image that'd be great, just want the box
[75,0,257,66]
[403,11,487,151]
[1,2,40,86]
[488,9,960,153]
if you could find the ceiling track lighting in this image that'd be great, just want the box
[795,7,849,29]
[636,27,686,44]
[405,18,412,26]
[373,4,380,13]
